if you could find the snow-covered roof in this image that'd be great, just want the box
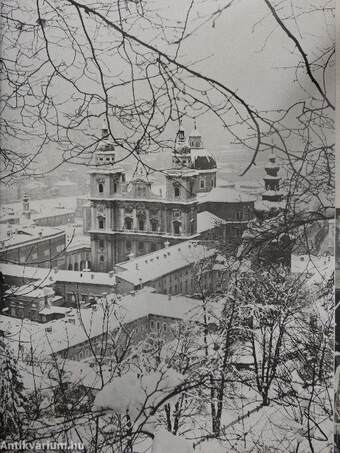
[0,225,65,250]
[39,306,71,315]
[0,263,116,287]
[197,211,226,233]
[0,287,200,357]
[5,283,59,300]
[198,187,256,204]
[116,240,216,286]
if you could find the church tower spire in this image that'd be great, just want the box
[95,118,115,167]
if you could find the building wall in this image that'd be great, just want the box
[57,313,181,362]
[55,279,116,305]
[34,211,75,227]
[89,197,198,271]
[196,171,216,193]
[116,260,217,297]
[0,233,66,269]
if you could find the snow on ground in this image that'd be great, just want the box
[93,368,183,420]
[151,428,193,453]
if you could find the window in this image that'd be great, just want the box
[200,178,205,189]
[113,182,117,192]
[99,240,104,249]
[174,185,180,197]
[138,218,145,231]
[150,320,154,330]
[98,183,104,193]
[74,262,79,271]
[173,221,181,235]
[125,217,133,230]
[68,263,73,270]
[156,321,160,331]
[138,242,144,253]
[98,218,105,229]
[151,243,157,252]
[126,240,132,251]
[150,219,158,232]
[100,255,104,262]
[163,323,167,332]
[236,211,243,220]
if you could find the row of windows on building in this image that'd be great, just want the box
[97,216,188,235]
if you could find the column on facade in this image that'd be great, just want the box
[119,206,124,230]
[145,205,150,232]
[91,203,96,230]
[105,204,110,230]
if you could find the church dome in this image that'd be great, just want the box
[191,149,217,170]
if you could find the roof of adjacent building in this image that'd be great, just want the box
[197,187,256,204]
[115,240,216,286]
[0,287,200,357]
[0,225,65,250]
[0,263,116,287]
[197,211,226,233]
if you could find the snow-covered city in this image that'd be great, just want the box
[0,1,335,452]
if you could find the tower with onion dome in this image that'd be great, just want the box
[262,153,283,203]
[238,150,292,269]
[172,121,217,193]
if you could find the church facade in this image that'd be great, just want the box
[88,122,254,272]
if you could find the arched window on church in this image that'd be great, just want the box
[125,217,133,230]
[138,218,145,231]
[173,221,181,235]
[98,217,105,229]
[174,185,180,197]
[150,219,158,232]
[98,183,104,193]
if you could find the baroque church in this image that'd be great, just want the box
[88,121,255,272]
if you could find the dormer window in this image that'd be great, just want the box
[98,183,104,193]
